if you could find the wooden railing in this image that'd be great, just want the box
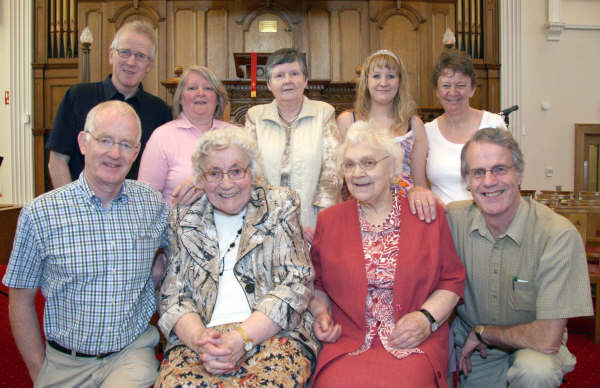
[48,0,78,58]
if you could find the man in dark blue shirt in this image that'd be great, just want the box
[46,20,172,187]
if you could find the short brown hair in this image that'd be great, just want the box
[432,50,477,87]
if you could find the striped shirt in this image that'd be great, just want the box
[2,174,169,354]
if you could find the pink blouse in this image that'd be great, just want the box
[350,188,423,359]
[138,114,228,205]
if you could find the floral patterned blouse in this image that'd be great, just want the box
[349,187,423,359]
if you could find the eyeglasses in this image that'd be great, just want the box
[203,166,249,183]
[85,130,139,154]
[469,165,514,180]
[113,48,152,63]
[342,156,390,173]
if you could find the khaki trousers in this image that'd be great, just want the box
[34,325,159,388]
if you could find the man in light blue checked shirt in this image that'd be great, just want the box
[2,100,169,388]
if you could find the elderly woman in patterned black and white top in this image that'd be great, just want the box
[155,126,318,387]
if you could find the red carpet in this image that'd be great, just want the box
[1,264,599,387]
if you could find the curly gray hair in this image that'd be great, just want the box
[192,126,264,187]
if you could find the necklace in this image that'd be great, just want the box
[219,226,243,276]
[277,102,303,128]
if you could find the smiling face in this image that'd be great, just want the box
[343,142,394,208]
[267,61,308,105]
[202,145,252,216]
[78,107,140,201]
[181,72,218,123]
[435,68,476,114]
[108,30,154,98]
[466,141,522,234]
[367,64,400,106]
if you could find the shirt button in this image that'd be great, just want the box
[245,283,255,293]
[112,269,116,275]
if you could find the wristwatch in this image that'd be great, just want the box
[474,325,487,344]
[235,326,255,352]
[419,308,439,332]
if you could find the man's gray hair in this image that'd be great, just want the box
[84,100,142,143]
[460,127,524,181]
[110,20,157,59]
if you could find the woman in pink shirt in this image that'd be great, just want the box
[138,65,230,205]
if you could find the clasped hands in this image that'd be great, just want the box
[191,328,247,376]
[313,310,431,349]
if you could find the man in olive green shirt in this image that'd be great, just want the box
[446,127,593,388]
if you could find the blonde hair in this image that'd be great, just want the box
[191,126,264,187]
[354,50,416,133]
[338,120,404,178]
[172,65,229,119]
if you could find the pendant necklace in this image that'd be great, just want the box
[219,226,243,276]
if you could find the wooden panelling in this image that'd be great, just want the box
[381,14,420,102]
[86,9,103,82]
[339,9,361,82]
[174,9,197,70]
[207,8,228,80]
[78,3,104,83]
[0,206,21,265]
[43,65,79,128]
[329,10,341,81]
[32,1,500,195]
[244,13,293,53]
[308,7,330,79]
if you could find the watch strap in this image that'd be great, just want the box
[419,308,436,325]
[235,327,253,347]
[474,325,487,344]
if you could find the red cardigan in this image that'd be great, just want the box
[310,196,466,387]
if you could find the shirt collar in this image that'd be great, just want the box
[261,96,317,125]
[103,74,143,102]
[470,197,527,245]
[176,112,220,133]
[76,172,129,207]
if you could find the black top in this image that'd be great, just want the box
[46,75,172,180]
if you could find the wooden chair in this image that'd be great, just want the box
[589,263,600,344]
[553,205,600,342]
[578,191,600,200]
[520,189,536,198]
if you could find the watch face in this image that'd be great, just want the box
[431,322,439,332]
[244,341,254,351]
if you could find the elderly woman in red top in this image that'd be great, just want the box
[310,121,466,387]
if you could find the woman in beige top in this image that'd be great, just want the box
[245,48,341,241]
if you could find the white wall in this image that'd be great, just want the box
[520,0,600,190]
[0,0,13,204]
